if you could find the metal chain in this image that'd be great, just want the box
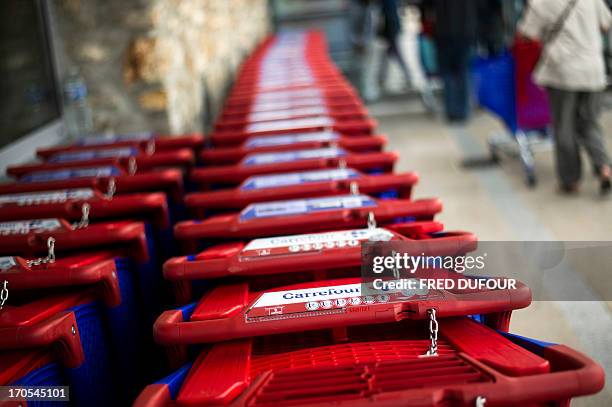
[424,308,439,357]
[72,203,90,230]
[367,212,377,229]
[106,178,116,200]
[475,396,486,407]
[350,181,359,195]
[145,140,156,155]
[391,250,400,279]
[128,157,137,175]
[26,237,56,267]
[0,280,8,311]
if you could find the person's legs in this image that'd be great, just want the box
[452,43,472,121]
[377,43,392,90]
[575,91,611,194]
[437,38,471,122]
[436,39,456,121]
[387,36,412,87]
[547,87,582,188]
[575,92,611,170]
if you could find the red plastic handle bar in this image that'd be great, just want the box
[209,119,377,146]
[36,134,204,159]
[7,149,195,178]
[184,172,418,212]
[0,192,170,230]
[0,170,183,205]
[200,135,387,165]
[0,312,85,368]
[2,257,121,307]
[174,198,442,242]
[0,221,150,264]
[153,276,531,345]
[219,102,367,122]
[164,225,473,281]
[190,151,398,187]
[215,111,370,133]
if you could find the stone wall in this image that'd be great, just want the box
[52,0,270,135]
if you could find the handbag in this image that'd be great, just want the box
[536,0,579,67]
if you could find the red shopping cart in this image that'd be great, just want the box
[36,132,204,160]
[201,132,386,165]
[220,96,366,119]
[136,317,605,407]
[0,167,184,205]
[0,188,175,259]
[191,150,397,189]
[210,116,377,146]
[0,219,149,261]
[0,189,169,231]
[0,250,151,402]
[174,195,442,252]
[7,148,195,178]
[0,290,131,406]
[154,273,531,346]
[219,99,367,122]
[184,170,418,217]
[214,105,369,134]
[165,221,474,303]
[0,221,165,348]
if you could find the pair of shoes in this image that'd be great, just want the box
[559,183,580,195]
[600,165,611,197]
[601,177,611,196]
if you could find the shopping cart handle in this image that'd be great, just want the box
[0,312,85,368]
[133,385,173,407]
[2,258,122,308]
[398,277,532,320]
[154,309,186,345]
[114,169,184,204]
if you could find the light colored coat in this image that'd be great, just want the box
[519,0,611,91]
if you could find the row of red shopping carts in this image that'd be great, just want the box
[0,31,605,407]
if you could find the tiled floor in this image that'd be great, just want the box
[369,95,612,406]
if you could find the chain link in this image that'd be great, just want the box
[106,178,116,200]
[128,157,137,175]
[424,308,439,357]
[391,250,400,279]
[72,203,90,230]
[338,159,347,170]
[367,211,377,229]
[475,396,486,407]
[350,181,359,195]
[26,237,56,267]
[145,140,156,155]
[0,280,8,311]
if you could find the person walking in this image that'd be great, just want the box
[377,0,438,112]
[421,0,482,123]
[519,0,612,196]
[377,0,412,91]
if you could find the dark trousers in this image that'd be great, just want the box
[546,88,611,186]
[436,38,472,121]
